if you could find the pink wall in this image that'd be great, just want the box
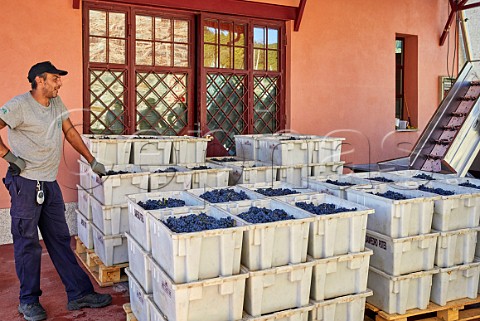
[287,0,455,168]
[0,0,456,208]
[0,0,83,208]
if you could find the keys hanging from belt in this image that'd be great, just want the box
[36,181,44,205]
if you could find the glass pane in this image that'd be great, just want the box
[109,12,125,38]
[89,37,106,63]
[220,46,231,69]
[234,24,246,46]
[109,39,125,64]
[89,10,106,36]
[155,43,171,66]
[234,48,245,70]
[396,69,403,95]
[204,44,218,68]
[254,76,279,134]
[204,20,218,44]
[268,28,278,49]
[155,18,172,41]
[220,22,232,45]
[174,44,189,67]
[254,49,266,70]
[136,15,153,40]
[254,27,266,48]
[136,41,153,65]
[174,20,189,43]
[395,39,403,53]
[268,50,278,71]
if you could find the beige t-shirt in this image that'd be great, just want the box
[0,92,69,181]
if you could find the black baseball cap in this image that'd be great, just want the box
[27,61,68,83]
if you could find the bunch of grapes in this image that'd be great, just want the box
[413,174,435,180]
[190,165,210,170]
[368,177,394,183]
[325,179,354,186]
[374,191,409,200]
[153,167,178,173]
[295,201,356,215]
[104,170,131,176]
[164,213,236,233]
[200,189,250,203]
[137,198,186,210]
[459,181,480,189]
[238,206,295,223]
[256,188,299,196]
[418,185,455,195]
[210,157,238,162]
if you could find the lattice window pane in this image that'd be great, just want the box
[254,76,279,134]
[89,70,126,134]
[206,73,247,153]
[136,72,188,135]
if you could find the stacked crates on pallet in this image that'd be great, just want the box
[234,134,345,186]
[389,178,480,306]
[346,182,441,314]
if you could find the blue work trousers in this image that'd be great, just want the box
[4,172,94,304]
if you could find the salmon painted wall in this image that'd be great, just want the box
[287,0,455,168]
[0,0,83,208]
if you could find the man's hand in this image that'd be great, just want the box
[89,158,106,176]
[3,151,26,176]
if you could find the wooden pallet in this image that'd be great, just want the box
[366,296,480,321]
[74,236,128,287]
[123,303,138,321]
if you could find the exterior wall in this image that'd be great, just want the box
[288,0,454,167]
[0,0,454,209]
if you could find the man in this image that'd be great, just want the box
[0,61,110,321]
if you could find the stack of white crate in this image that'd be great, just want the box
[271,193,374,321]
[389,178,480,307]
[346,183,441,314]
[235,134,345,186]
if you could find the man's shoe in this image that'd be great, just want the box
[67,292,112,311]
[18,302,47,321]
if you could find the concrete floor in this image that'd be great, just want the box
[0,238,130,321]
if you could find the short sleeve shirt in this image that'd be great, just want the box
[0,92,69,181]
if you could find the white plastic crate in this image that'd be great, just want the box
[151,258,247,321]
[127,190,206,252]
[125,268,152,321]
[277,164,311,186]
[90,167,150,206]
[131,136,173,165]
[91,224,128,266]
[347,171,426,184]
[81,134,132,165]
[367,266,438,314]
[241,305,313,321]
[227,161,278,185]
[437,176,480,190]
[301,175,373,199]
[148,296,166,321]
[77,185,92,219]
[346,184,439,237]
[76,209,94,249]
[257,137,313,165]
[243,262,314,317]
[149,206,247,283]
[391,169,457,181]
[275,193,373,258]
[126,232,153,293]
[435,227,480,268]
[309,161,345,178]
[235,134,280,161]
[171,136,211,164]
[431,261,480,306]
[366,229,438,276]
[310,250,372,301]
[310,290,373,321]
[143,165,192,192]
[90,194,128,235]
[206,156,247,166]
[239,181,316,198]
[186,163,232,189]
[393,180,480,231]
[186,186,266,204]
[215,198,315,270]
[310,136,345,163]
[78,159,93,191]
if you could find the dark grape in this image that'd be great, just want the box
[137,198,186,210]
[210,157,238,162]
[326,179,354,186]
[154,167,178,173]
[104,170,131,176]
[199,189,250,203]
[374,191,409,200]
[459,181,480,189]
[164,213,236,233]
[190,165,210,170]
[418,184,455,195]
[279,137,299,141]
[413,174,435,180]
[295,201,357,215]
[256,187,299,196]
[238,206,295,223]
[368,177,394,183]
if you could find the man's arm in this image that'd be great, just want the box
[62,118,106,175]
[0,118,26,175]
[0,119,9,157]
